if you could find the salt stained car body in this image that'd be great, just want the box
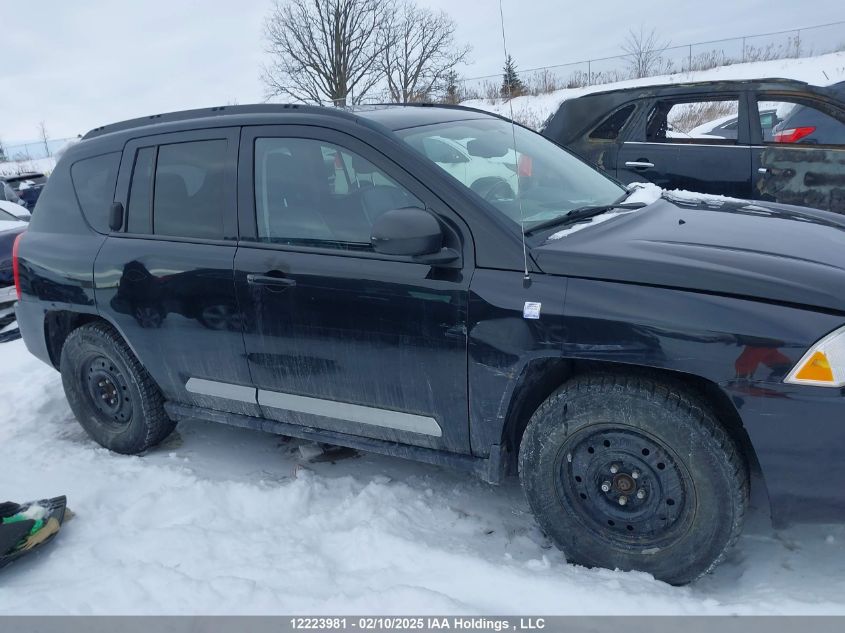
[13,103,845,584]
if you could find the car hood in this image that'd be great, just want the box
[532,194,845,313]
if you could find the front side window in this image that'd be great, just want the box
[395,118,625,231]
[153,139,227,239]
[254,137,422,249]
[760,99,845,145]
[646,98,740,143]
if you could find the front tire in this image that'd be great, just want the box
[519,373,748,585]
[60,322,175,454]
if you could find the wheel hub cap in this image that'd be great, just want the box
[84,355,132,427]
[557,428,691,544]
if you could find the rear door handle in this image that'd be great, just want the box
[625,161,655,169]
[247,273,296,288]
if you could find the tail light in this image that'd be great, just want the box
[12,232,24,301]
[518,154,533,177]
[773,126,816,144]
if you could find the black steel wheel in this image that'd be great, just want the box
[60,321,175,454]
[519,373,748,585]
[82,354,133,429]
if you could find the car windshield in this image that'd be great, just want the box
[395,118,626,230]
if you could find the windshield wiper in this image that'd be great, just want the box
[524,202,646,236]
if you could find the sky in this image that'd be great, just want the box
[1,0,843,144]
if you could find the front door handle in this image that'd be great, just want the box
[625,160,655,169]
[247,273,296,289]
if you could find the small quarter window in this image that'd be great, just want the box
[70,152,120,233]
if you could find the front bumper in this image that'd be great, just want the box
[724,379,845,525]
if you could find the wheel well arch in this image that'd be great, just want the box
[43,310,110,369]
[500,358,768,514]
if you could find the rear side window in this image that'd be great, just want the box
[70,152,120,233]
[589,104,636,140]
[760,99,845,145]
[137,139,227,239]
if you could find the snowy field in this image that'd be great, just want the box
[1,338,845,615]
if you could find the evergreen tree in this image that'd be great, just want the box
[500,55,525,98]
[442,70,460,104]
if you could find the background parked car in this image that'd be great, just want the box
[1,172,48,211]
[0,207,26,341]
[541,79,845,213]
[0,199,31,221]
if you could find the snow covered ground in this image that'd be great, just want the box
[0,156,57,178]
[1,338,845,615]
[463,51,845,129]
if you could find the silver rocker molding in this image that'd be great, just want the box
[184,377,442,437]
[186,377,257,403]
[258,390,442,437]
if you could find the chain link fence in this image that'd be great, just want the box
[453,20,845,101]
[0,137,77,164]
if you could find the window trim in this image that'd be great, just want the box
[125,145,156,235]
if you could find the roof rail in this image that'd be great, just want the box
[81,103,352,140]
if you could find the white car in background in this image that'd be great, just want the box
[416,136,520,198]
[0,199,31,221]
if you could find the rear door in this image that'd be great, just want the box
[94,128,260,417]
[751,93,845,213]
[617,93,753,198]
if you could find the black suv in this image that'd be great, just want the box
[542,79,845,213]
[14,104,845,584]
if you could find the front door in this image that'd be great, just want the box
[750,93,845,214]
[234,125,472,453]
[617,94,753,199]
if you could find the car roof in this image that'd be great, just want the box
[579,77,814,99]
[81,103,499,141]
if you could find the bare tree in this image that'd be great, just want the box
[262,0,391,106]
[38,121,51,157]
[0,136,7,162]
[622,27,670,79]
[379,2,470,103]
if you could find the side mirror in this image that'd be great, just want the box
[109,202,124,231]
[370,207,444,257]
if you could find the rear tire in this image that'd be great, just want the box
[518,373,748,585]
[60,321,175,454]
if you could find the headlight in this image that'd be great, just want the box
[785,325,845,387]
